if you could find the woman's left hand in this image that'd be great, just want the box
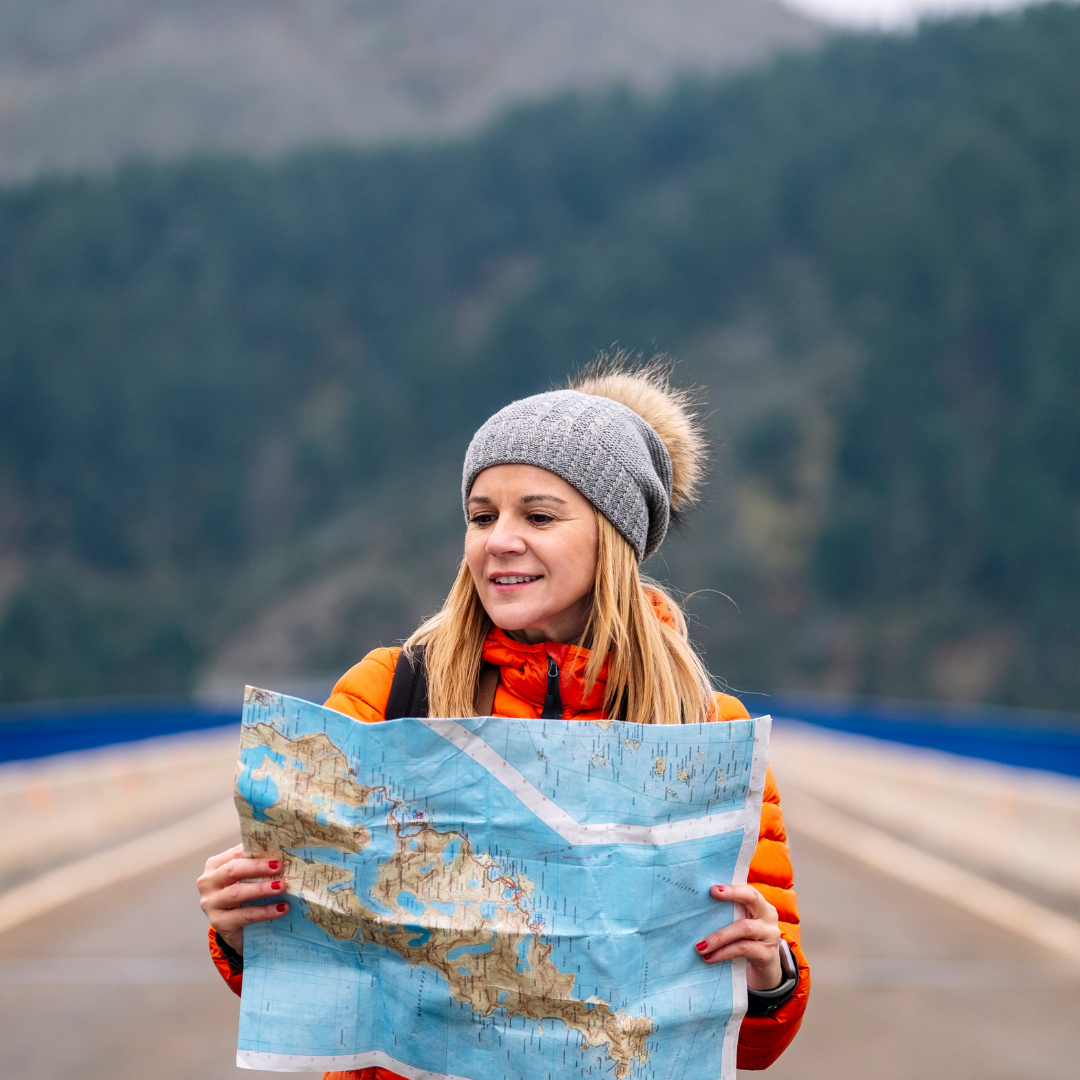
[694,883,783,991]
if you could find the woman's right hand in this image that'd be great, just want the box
[197,843,290,955]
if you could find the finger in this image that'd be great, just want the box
[201,876,286,914]
[695,917,779,959]
[700,934,780,966]
[709,883,774,920]
[198,856,283,894]
[203,844,245,874]
[212,901,291,935]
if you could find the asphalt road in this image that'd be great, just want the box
[1,832,1077,1080]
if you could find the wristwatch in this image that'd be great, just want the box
[745,938,799,1016]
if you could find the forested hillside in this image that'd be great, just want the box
[0,0,821,179]
[2,4,1079,711]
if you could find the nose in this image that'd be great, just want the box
[486,514,527,557]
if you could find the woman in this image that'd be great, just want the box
[198,361,810,1073]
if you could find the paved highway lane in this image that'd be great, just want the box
[1,833,1077,1079]
[0,842,315,1080]
[757,829,1080,1080]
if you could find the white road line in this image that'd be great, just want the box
[786,789,1080,963]
[418,718,763,846]
[807,957,1080,988]
[0,798,239,936]
[0,957,216,985]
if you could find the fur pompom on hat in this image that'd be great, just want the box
[462,357,707,561]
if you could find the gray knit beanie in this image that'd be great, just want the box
[462,389,673,561]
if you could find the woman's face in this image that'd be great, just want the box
[465,464,599,645]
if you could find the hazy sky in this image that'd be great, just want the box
[784,0,1036,28]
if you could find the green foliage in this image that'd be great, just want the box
[0,568,199,700]
[738,412,804,499]
[1,5,1079,706]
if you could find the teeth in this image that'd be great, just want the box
[494,576,539,584]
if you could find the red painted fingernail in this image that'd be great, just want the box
[276,903,287,912]
[268,860,280,870]
[695,940,708,952]
[271,880,282,891]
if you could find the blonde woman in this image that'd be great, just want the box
[199,361,809,1073]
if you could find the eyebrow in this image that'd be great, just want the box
[465,494,567,506]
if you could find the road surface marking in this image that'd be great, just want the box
[0,798,238,935]
[786,790,1080,963]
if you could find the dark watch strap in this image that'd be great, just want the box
[745,938,799,1017]
[215,929,245,974]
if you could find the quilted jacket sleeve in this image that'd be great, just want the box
[324,647,399,722]
[712,692,810,1069]
[740,764,810,1068]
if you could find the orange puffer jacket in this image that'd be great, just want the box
[210,615,809,1074]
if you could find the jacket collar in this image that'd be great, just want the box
[481,628,607,715]
[478,590,677,716]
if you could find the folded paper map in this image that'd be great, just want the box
[234,687,770,1080]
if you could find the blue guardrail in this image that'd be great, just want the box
[0,701,240,765]
[765,696,1080,779]
[2,694,1078,779]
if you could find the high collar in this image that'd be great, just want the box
[481,627,607,716]
[479,591,677,717]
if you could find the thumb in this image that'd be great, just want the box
[709,882,769,917]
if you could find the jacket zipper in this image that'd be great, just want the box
[540,655,563,719]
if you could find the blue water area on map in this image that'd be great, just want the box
[289,830,399,918]
[397,893,426,916]
[329,800,371,825]
[236,746,283,822]
[445,938,494,960]
[237,693,760,1080]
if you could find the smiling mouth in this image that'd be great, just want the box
[492,575,541,585]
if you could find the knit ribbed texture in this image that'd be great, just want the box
[462,389,673,561]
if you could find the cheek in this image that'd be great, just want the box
[463,533,487,584]
[573,547,599,596]
[552,532,598,600]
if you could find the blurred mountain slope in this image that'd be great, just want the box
[0,0,824,179]
[1,5,1078,712]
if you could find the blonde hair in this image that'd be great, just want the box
[403,511,715,724]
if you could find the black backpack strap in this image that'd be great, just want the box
[476,661,500,716]
[384,645,429,720]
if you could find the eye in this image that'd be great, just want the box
[469,513,496,527]
[527,513,555,526]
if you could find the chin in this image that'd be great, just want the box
[487,605,544,633]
